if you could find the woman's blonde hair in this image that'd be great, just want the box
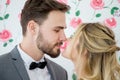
[72,23,120,80]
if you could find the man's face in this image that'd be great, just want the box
[36,11,67,58]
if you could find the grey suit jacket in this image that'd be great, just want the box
[0,46,68,80]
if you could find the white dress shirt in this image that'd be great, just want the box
[17,45,51,80]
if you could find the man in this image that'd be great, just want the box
[0,0,70,80]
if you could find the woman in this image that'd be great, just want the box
[62,23,120,80]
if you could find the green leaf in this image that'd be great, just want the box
[9,39,13,42]
[96,13,101,17]
[4,14,9,19]
[0,17,3,20]
[72,73,77,80]
[111,7,119,15]
[75,10,80,16]
[3,43,8,47]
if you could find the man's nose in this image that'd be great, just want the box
[60,32,67,41]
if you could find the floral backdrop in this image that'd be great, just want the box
[0,0,120,80]
[0,0,25,54]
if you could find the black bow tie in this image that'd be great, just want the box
[29,61,47,70]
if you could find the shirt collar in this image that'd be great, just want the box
[17,44,45,68]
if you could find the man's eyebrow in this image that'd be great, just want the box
[55,26,67,29]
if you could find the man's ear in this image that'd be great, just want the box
[27,20,38,35]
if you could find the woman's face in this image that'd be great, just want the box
[62,38,79,62]
[62,36,88,65]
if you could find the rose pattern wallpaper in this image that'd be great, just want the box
[0,0,13,47]
[0,0,120,80]
[59,0,120,58]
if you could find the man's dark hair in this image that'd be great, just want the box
[20,0,70,36]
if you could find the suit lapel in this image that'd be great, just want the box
[10,46,30,80]
[45,58,56,80]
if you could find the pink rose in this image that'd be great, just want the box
[6,0,10,5]
[0,29,12,42]
[118,0,120,3]
[57,0,67,4]
[90,0,104,10]
[70,17,82,28]
[60,41,68,52]
[104,17,117,28]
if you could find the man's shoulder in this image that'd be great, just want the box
[0,46,18,62]
[0,52,11,63]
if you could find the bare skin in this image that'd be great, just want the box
[20,10,67,61]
